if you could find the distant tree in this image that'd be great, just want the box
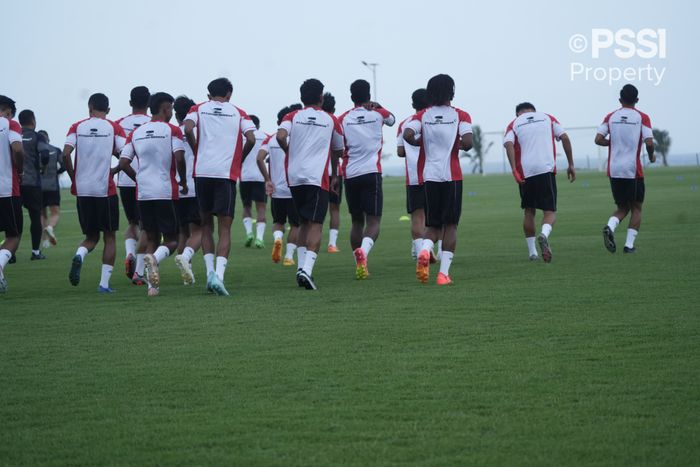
[462,125,492,174]
[652,128,671,167]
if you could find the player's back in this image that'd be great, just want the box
[506,111,561,177]
[178,123,196,198]
[340,106,393,178]
[264,135,291,198]
[416,106,471,182]
[603,107,652,178]
[398,116,421,186]
[240,128,268,182]
[67,117,122,197]
[129,121,182,200]
[115,113,150,186]
[0,117,22,197]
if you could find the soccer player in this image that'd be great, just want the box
[0,95,25,293]
[258,104,302,266]
[172,95,202,285]
[115,86,151,284]
[239,115,268,248]
[37,130,65,249]
[338,80,395,279]
[63,93,126,293]
[118,92,187,296]
[397,88,429,260]
[322,92,342,253]
[18,109,50,260]
[277,79,344,290]
[595,84,655,254]
[403,74,472,285]
[503,102,576,262]
[184,77,256,296]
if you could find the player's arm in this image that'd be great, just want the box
[11,141,24,182]
[62,145,74,181]
[594,133,609,147]
[503,141,524,184]
[117,157,136,182]
[330,149,343,195]
[645,138,655,163]
[397,146,406,157]
[174,149,188,195]
[184,119,197,152]
[241,130,256,160]
[256,148,274,195]
[276,129,289,153]
[403,128,420,147]
[460,133,473,152]
[559,133,576,182]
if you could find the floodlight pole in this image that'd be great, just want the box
[362,61,379,101]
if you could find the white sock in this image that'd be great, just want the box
[413,238,423,258]
[526,237,537,257]
[361,237,374,256]
[297,246,307,267]
[154,245,170,264]
[437,240,443,259]
[181,246,195,263]
[541,223,553,238]
[32,249,40,255]
[0,249,11,275]
[125,238,137,257]
[329,229,339,247]
[135,253,145,275]
[243,217,253,235]
[303,250,317,275]
[256,222,266,241]
[439,251,454,276]
[420,239,434,255]
[607,216,620,232]
[204,253,215,275]
[625,228,638,248]
[215,256,227,281]
[273,230,284,242]
[76,246,89,261]
[285,242,297,260]
[99,264,113,289]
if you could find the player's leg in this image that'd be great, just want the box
[437,223,458,284]
[98,230,116,293]
[411,208,425,260]
[201,212,216,280]
[22,187,44,260]
[624,201,642,253]
[537,210,556,263]
[603,178,632,253]
[120,187,139,279]
[296,219,308,277]
[254,199,266,248]
[45,203,60,247]
[522,207,537,260]
[328,202,340,252]
[240,183,254,247]
[284,224,299,266]
[0,197,23,293]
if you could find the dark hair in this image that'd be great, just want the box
[130,86,150,109]
[88,93,110,112]
[411,88,428,111]
[277,103,302,125]
[173,95,195,122]
[149,92,174,116]
[38,130,49,139]
[208,77,233,98]
[18,109,35,126]
[515,102,536,114]
[321,92,336,114]
[426,74,455,106]
[0,95,17,116]
[620,84,639,105]
[300,79,324,106]
[249,115,260,128]
[350,79,371,104]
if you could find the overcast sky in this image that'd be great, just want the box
[5,0,697,169]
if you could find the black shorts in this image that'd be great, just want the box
[42,190,60,208]
[519,172,557,212]
[0,196,23,236]
[329,176,343,205]
[195,177,237,218]
[20,185,42,212]
[239,181,267,207]
[425,180,463,228]
[610,177,645,205]
[119,186,139,223]
[76,195,120,235]
[290,185,329,224]
[344,173,383,217]
[139,199,179,235]
[176,197,202,226]
[271,197,300,227]
[406,184,426,214]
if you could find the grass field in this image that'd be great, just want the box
[1,167,699,466]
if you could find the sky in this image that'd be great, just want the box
[5,0,698,172]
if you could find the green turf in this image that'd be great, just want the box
[1,168,699,466]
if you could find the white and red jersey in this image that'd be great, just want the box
[240,128,268,182]
[0,117,22,198]
[338,106,395,179]
[260,134,291,199]
[119,120,185,201]
[115,113,150,187]
[279,106,344,189]
[504,111,566,179]
[597,107,653,179]
[65,117,126,197]
[404,106,472,183]
[185,100,255,181]
[176,123,196,199]
[397,116,421,186]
